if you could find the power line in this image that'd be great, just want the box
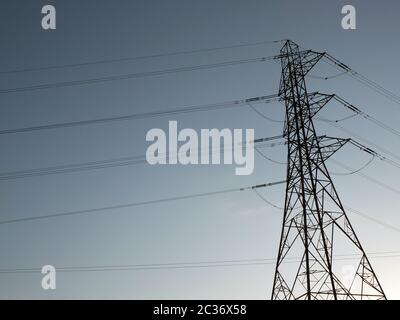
[329,155,375,176]
[251,103,400,175]
[344,205,400,234]
[330,158,400,196]
[0,94,280,135]
[252,176,400,236]
[254,140,400,232]
[307,70,348,80]
[318,119,400,171]
[248,106,400,180]
[255,145,378,176]
[0,39,285,75]
[0,180,285,225]
[323,54,400,106]
[253,148,400,235]
[331,95,400,140]
[253,174,400,236]
[321,120,400,163]
[0,252,399,274]
[348,72,400,105]
[247,102,284,123]
[253,188,285,210]
[347,138,400,170]
[0,135,285,180]
[254,147,286,165]
[0,56,275,94]
[249,110,400,197]
[319,196,400,235]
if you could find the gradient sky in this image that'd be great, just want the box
[0,0,400,299]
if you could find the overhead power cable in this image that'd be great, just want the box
[330,158,400,196]
[0,56,275,94]
[323,54,400,106]
[0,180,285,225]
[0,252,399,275]
[253,178,400,235]
[0,94,280,135]
[247,102,284,123]
[0,135,284,180]
[320,119,400,164]
[253,188,285,210]
[255,146,395,222]
[331,95,400,139]
[254,147,286,165]
[348,138,400,170]
[329,155,375,176]
[250,127,400,199]
[343,205,400,234]
[307,71,348,80]
[0,39,285,75]
[250,102,399,174]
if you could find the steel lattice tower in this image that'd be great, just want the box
[271,40,386,300]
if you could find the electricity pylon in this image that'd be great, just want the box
[271,40,386,300]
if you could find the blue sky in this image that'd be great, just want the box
[0,0,400,299]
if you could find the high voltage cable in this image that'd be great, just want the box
[2,41,399,281]
[321,198,400,235]
[0,180,285,225]
[0,252,398,275]
[253,144,400,234]
[247,102,284,123]
[0,39,285,75]
[2,162,398,238]
[330,158,400,196]
[253,188,285,210]
[256,140,376,176]
[0,94,280,135]
[0,56,275,94]
[253,154,400,232]
[253,178,400,234]
[253,181,400,235]
[343,205,400,234]
[0,135,285,180]
[251,136,400,232]
[307,71,348,80]
[323,55,400,104]
[331,95,400,139]
[249,111,400,194]
[249,105,400,174]
[348,72,400,105]
[255,136,397,193]
[347,139,400,170]
[329,155,375,176]
[321,120,400,164]
[254,147,286,165]
[323,54,400,106]
[278,88,400,147]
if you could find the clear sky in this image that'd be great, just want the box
[0,0,400,299]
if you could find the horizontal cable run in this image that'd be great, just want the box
[323,53,400,106]
[0,94,280,135]
[0,180,285,225]
[0,39,285,75]
[0,56,276,94]
[0,135,285,180]
[0,251,398,274]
